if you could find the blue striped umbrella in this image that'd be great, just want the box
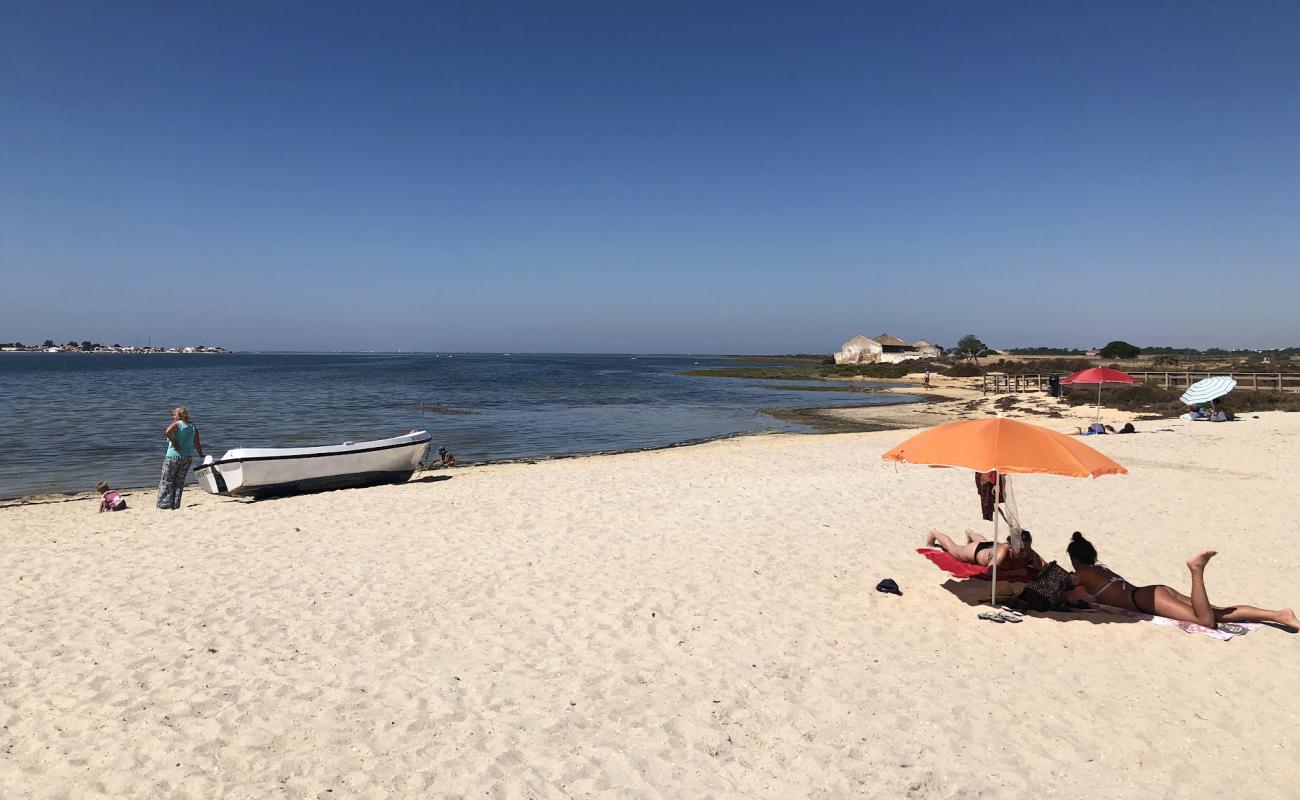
[1180,375,1237,405]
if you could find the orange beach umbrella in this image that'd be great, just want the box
[882,417,1126,605]
[881,417,1127,478]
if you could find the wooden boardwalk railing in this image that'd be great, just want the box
[982,372,1300,394]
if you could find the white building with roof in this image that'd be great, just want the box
[834,333,940,364]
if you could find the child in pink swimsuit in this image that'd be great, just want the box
[97,482,127,512]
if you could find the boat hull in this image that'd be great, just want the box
[195,432,430,500]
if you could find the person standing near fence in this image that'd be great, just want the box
[157,406,204,510]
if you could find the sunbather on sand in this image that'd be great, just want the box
[1070,422,1115,435]
[1064,532,1298,631]
[926,528,1044,572]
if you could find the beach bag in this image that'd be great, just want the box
[1017,562,1073,612]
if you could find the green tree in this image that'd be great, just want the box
[43,339,55,348]
[955,334,987,364]
[1099,340,1140,359]
[80,340,94,351]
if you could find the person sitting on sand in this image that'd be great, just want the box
[97,482,127,512]
[438,447,455,467]
[1180,404,1209,422]
[1116,422,1136,434]
[926,528,1044,572]
[1063,532,1297,631]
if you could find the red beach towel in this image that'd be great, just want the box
[917,548,1036,582]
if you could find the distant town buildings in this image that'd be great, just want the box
[0,340,226,354]
[834,333,941,365]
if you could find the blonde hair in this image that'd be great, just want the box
[173,406,190,422]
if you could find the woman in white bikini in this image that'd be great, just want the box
[1064,532,1297,631]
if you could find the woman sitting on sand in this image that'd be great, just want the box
[926,528,1044,572]
[1064,532,1297,631]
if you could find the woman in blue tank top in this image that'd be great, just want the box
[157,406,205,509]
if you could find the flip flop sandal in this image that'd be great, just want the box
[999,607,1026,617]
[1216,622,1248,636]
[999,613,1023,623]
[978,612,1005,623]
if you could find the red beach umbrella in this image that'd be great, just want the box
[1061,367,1138,420]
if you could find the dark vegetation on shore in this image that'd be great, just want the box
[1060,383,1300,415]
[980,358,1096,375]
[761,383,905,393]
[1062,383,1187,415]
[761,406,902,434]
[941,358,1101,377]
[723,354,827,363]
[934,359,1096,378]
[1219,391,1300,412]
[700,345,1300,414]
[943,355,1300,377]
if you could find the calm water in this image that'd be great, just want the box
[0,353,920,498]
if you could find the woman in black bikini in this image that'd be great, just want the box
[1065,532,1298,631]
[926,528,1043,572]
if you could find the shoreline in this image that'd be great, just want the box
[0,374,1130,506]
[0,396,928,507]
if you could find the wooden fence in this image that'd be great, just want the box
[982,372,1300,394]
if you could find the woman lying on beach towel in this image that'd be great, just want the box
[925,528,1044,572]
[1065,532,1298,631]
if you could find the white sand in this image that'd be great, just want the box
[2,408,1298,799]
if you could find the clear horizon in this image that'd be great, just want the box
[3,2,1298,352]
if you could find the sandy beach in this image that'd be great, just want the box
[2,396,1298,799]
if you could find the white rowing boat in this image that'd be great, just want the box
[195,431,431,499]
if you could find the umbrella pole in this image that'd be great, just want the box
[1096,383,1102,421]
[989,476,1001,606]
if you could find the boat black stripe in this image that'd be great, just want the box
[194,437,430,471]
[212,466,229,494]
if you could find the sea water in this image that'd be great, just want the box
[0,353,920,498]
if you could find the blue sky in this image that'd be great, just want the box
[2,1,1297,352]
